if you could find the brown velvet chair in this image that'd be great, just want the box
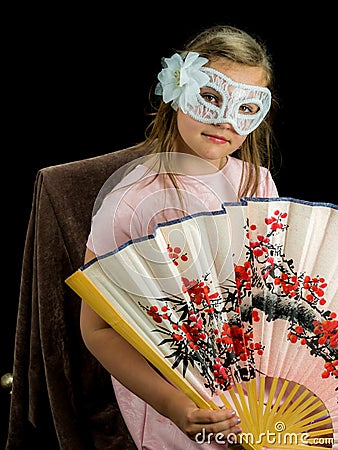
[6,145,148,449]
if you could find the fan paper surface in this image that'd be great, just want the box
[66,198,338,449]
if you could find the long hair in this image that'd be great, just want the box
[131,25,278,199]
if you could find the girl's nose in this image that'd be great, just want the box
[213,121,233,130]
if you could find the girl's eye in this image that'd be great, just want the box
[200,90,220,106]
[239,103,260,115]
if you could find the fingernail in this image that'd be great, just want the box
[236,418,241,424]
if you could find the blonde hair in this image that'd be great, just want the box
[133,25,277,199]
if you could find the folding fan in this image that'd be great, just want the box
[66,197,338,449]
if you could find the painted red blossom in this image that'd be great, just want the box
[138,209,337,394]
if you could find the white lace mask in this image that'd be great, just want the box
[180,67,271,135]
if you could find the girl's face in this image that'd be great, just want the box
[175,59,268,169]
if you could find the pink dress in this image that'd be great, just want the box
[87,155,279,449]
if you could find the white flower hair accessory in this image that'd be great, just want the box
[155,51,209,112]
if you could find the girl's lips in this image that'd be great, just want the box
[202,133,229,144]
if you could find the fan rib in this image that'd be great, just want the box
[65,269,213,410]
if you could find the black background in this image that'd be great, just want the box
[2,4,336,446]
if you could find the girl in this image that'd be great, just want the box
[80,24,279,449]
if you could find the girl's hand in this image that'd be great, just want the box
[164,390,242,444]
